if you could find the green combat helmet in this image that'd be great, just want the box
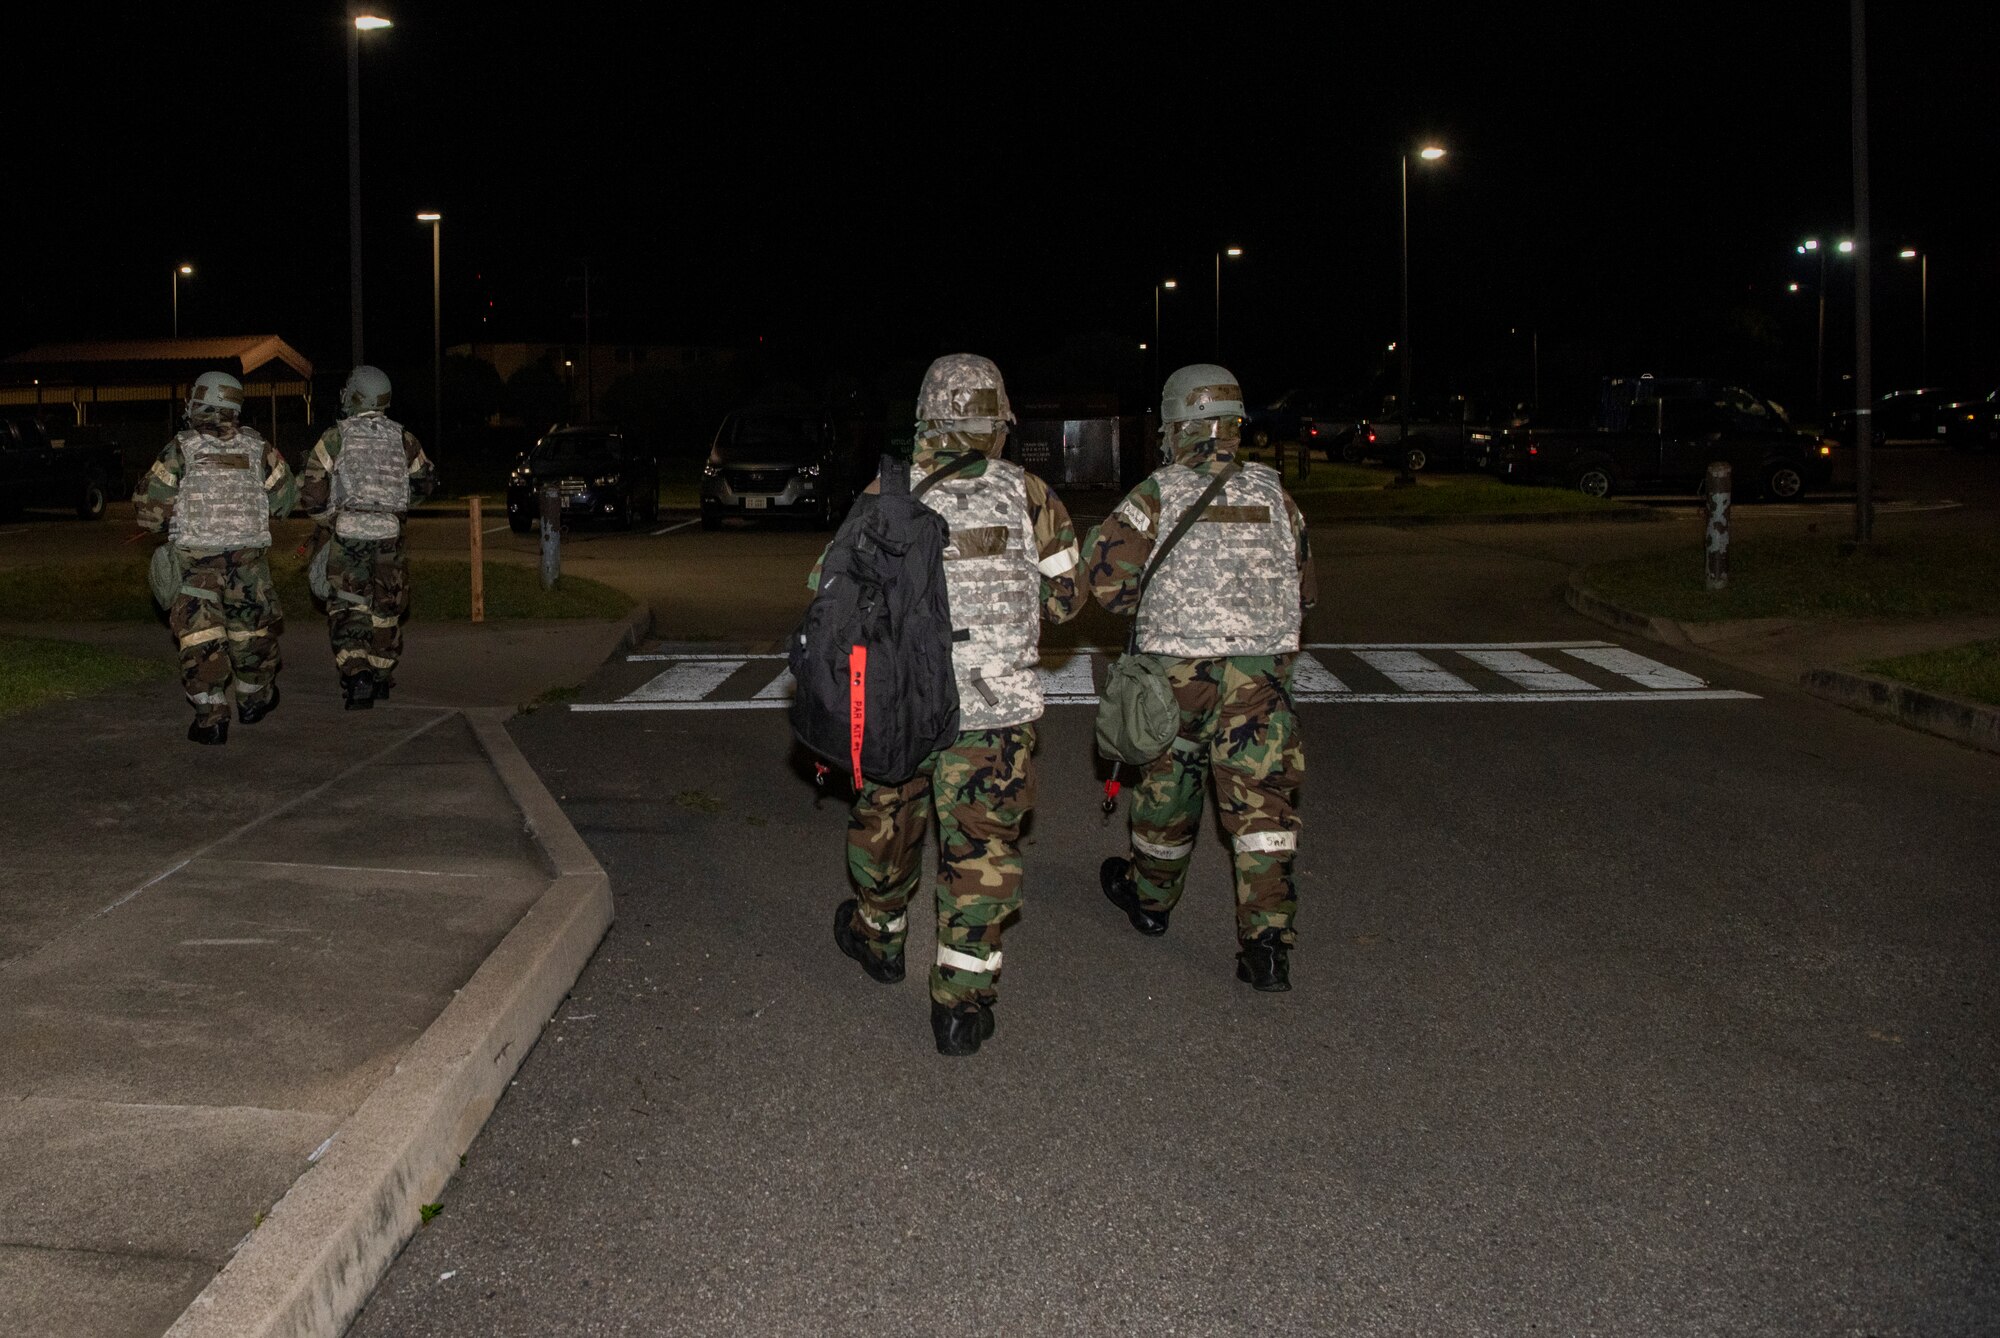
[186,371,245,424]
[916,353,1014,434]
[1161,363,1245,424]
[341,364,393,415]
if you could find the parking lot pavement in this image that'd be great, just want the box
[350,630,1999,1336]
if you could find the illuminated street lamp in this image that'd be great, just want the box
[348,9,394,364]
[1795,237,1854,419]
[418,213,443,458]
[1398,143,1448,482]
[1153,279,1177,386]
[172,263,194,338]
[1214,246,1243,358]
[1899,247,1928,382]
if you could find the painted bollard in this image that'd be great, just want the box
[539,483,561,590]
[1704,461,1731,592]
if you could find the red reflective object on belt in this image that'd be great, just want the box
[847,645,867,791]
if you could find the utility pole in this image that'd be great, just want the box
[1850,0,1874,545]
[346,17,364,365]
[582,259,594,423]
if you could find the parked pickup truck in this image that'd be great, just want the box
[1492,377,1835,500]
[0,417,123,519]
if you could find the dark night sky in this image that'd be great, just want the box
[11,2,1995,415]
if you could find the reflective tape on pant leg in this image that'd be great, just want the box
[226,627,270,641]
[1132,832,1195,861]
[365,653,397,669]
[187,688,228,705]
[370,614,400,628]
[936,944,1000,974]
[335,648,371,664]
[1233,830,1297,855]
[860,908,908,936]
[178,625,226,649]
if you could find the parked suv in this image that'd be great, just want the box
[0,416,122,520]
[506,425,660,532]
[1244,387,1363,458]
[700,409,852,529]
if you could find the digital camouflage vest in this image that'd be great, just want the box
[331,413,410,541]
[918,457,1043,730]
[170,427,272,553]
[1135,461,1301,658]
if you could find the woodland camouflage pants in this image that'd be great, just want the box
[1128,655,1304,944]
[326,534,409,682]
[845,726,1036,1008]
[168,547,283,726]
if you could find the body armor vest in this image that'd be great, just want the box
[917,457,1043,730]
[1136,461,1301,659]
[332,413,409,541]
[170,427,271,553]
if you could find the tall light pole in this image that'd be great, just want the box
[1899,247,1927,383]
[1849,0,1874,546]
[348,10,393,366]
[1214,247,1242,358]
[172,264,193,338]
[419,213,443,457]
[1398,144,1447,482]
[1154,278,1177,386]
[1795,237,1853,422]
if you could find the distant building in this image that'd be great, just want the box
[447,341,737,424]
[0,335,317,434]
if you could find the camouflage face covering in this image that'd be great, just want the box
[1165,418,1242,466]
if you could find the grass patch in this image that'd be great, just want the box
[1862,639,2000,707]
[1286,465,1631,522]
[0,555,635,623]
[1583,534,2000,623]
[0,635,169,716]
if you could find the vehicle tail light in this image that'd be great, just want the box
[1366,431,1377,443]
[1308,426,1319,436]
[1527,446,1538,456]
[1820,445,1832,456]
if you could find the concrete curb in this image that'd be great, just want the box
[1328,504,1663,528]
[612,600,655,655]
[164,713,613,1338]
[1800,667,2000,755]
[1562,573,1694,649]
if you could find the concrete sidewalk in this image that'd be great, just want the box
[0,614,640,1338]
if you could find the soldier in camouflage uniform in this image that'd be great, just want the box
[812,354,1085,1056]
[1085,364,1317,991]
[134,371,299,745]
[296,366,436,710]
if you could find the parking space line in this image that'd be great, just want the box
[652,519,700,536]
[482,522,511,534]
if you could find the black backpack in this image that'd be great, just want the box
[789,452,979,788]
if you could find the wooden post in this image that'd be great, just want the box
[469,496,486,623]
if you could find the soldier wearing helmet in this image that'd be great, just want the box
[813,353,1085,1056]
[1084,363,1317,991]
[133,371,300,744]
[296,365,436,709]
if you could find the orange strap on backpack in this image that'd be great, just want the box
[847,644,868,791]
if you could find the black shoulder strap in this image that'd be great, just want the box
[878,452,909,496]
[911,450,985,499]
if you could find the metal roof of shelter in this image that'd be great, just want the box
[2,336,314,385]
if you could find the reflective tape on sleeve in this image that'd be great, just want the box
[1132,832,1195,861]
[1036,545,1078,577]
[936,944,1000,975]
[1233,830,1298,855]
[1116,498,1154,536]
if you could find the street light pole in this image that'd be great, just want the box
[1901,248,1927,383]
[1212,248,1241,357]
[1850,0,1874,545]
[1153,279,1177,387]
[1397,145,1446,482]
[347,10,392,367]
[172,264,192,338]
[419,213,443,458]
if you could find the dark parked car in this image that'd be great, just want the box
[1828,387,1966,447]
[506,425,660,533]
[0,416,122,519]
[1357,396,1516,473]
[1494,378,1834,500]
[1243,387,1363,458]
[1939,386,1998,452]
[700,409,861,529]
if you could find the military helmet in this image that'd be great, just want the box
[187,371,245,421]
[341,364,393,415]
[915,353,1014,426]
[1161,363,1245,424]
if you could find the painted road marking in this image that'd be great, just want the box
[652,519,701,535]
[1460,649,1600,692]
[572,643,1757,712]
[1354,650,1473,693]
[1563,646,1708,690]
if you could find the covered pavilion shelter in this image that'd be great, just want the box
[0,336,317,438]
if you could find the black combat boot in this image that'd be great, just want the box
[1235,931,1292,992]
[237,682,281,725]
[187,718,229,746]
[343,672,376,711]
[1100,856,1170,937]
[832,898,905,985]
[373,677,393,701]
[930,1000,996,1057]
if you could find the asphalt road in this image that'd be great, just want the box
[341,517,2000,1335]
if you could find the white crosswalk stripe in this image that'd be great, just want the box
[1354,650,1472,693]
[569,642,1759,712]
